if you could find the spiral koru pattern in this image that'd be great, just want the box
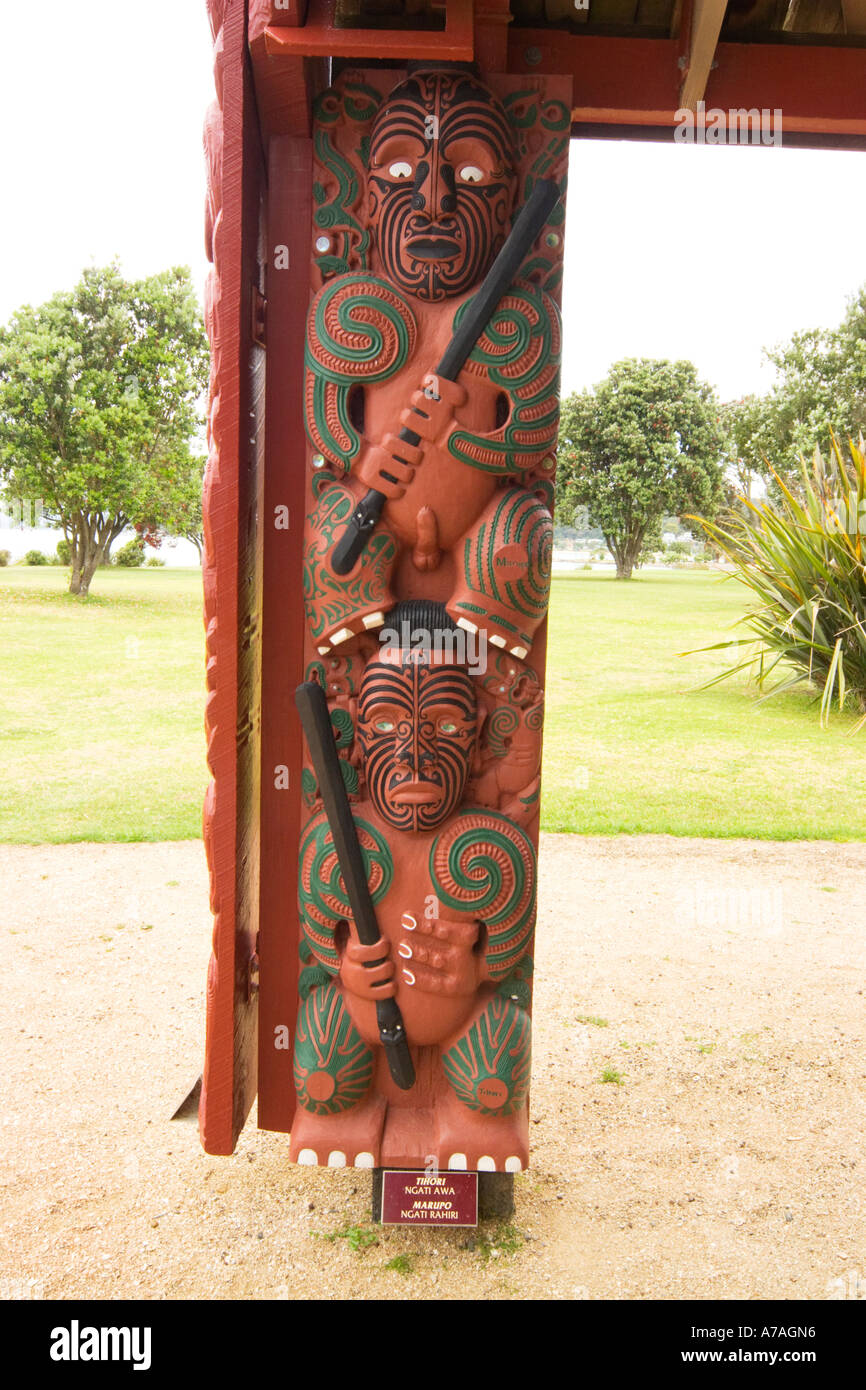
[429,811,536,979]
[293,982,374,1116]
[486,706,519,759]
[306,274,416,384]
[298,811,393,970]
[447,283,561,475]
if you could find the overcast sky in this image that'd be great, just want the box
[3,0,866,406]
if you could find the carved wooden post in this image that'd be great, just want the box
[199,2,571,1201]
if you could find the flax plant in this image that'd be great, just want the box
[690,437,866,731]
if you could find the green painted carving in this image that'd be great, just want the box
[442,995,531,1116]
[298,809,393,970]
[293,981,374,1115]
[305,275,417,470]
[303,483,397,642]
[461,489,552,634]
[311,81,381,277]
[447,284,561,475]
[429,811,536,979]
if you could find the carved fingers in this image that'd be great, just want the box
[355,433,422,499]
[396,911,479,996]
[339,935,397,1001]
[401,375,467,444]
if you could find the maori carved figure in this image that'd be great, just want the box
[292,64,569,1172]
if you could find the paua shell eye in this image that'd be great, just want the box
[374,718,396,732]
[458,165,484,183]
[439,720,458,734]
[388,161,413,179]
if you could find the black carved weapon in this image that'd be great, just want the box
[294,679,415,1091]
[332,177,562,576]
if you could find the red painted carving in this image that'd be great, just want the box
[287,64,569,1173]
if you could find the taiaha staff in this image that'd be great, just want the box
[294,680,416,1091]
[332,177,562,576]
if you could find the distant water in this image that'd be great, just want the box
[0,524,201,567]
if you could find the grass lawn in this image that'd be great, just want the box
[0,565,862,842]
[0,567,207,842]
[544,570,863,838]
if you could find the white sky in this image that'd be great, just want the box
[2,0,866,408]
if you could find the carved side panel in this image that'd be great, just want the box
[199,0,266,1156]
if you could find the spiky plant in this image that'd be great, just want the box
[690,437,866,730]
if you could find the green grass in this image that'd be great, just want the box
[0,567,207,841]
[544,571,864,838]
[599,1067,625,1085]
[0,566,863,842]
[315,1222,379,1253]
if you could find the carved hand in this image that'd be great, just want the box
[396,912,482,997]
[339,934,397,1002]
[354,374,467,500]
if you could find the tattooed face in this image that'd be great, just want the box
[358,653,477,832]
[367,68,516,302]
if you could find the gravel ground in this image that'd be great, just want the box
[1,835,864,1302]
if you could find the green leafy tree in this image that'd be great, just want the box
[556,358,726,579]
[0,264,209,595]
[725,285,866,498]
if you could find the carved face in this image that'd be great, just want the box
[367,69,516,302]
[358,654,477,832]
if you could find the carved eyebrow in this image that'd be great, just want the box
[371,131,427,163]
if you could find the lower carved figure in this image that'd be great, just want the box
[290,607,536,1172]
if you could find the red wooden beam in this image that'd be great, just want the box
[507,31,866,137]
[265,0,475,61]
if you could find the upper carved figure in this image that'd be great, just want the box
[366,66,517,302]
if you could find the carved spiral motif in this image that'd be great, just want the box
[298,811,393,969]
[486,706,519,759]
[306,274,416,385]
[429,811,536,978]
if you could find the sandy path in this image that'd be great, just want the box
[1,835,864,1301]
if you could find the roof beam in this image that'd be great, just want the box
[679,0,728,110]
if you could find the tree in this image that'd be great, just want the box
[724,284,866,499]
[555,358,726,579]
[0,264,209,595]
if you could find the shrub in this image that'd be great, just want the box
[145,556,165,567]
[114,536,146,567]
[0,549,10,566]
[693,437,866,729]
[56,539,71,566]
[24,549,50,565]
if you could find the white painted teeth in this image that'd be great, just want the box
[354,1152,375,1169]
[330,626,354,646]
[456,618,478,634]
[477,1155,496,1171]
[489,634,506,649]
[327,1150,346,1168]
[448,1153,467,1170]
[505,1155,523,1173]
[298,1148,317,1165]
[362,611,384,630]
[510,645,528,659]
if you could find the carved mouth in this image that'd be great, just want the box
[405,236,460,261]
[390,780,442,805]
